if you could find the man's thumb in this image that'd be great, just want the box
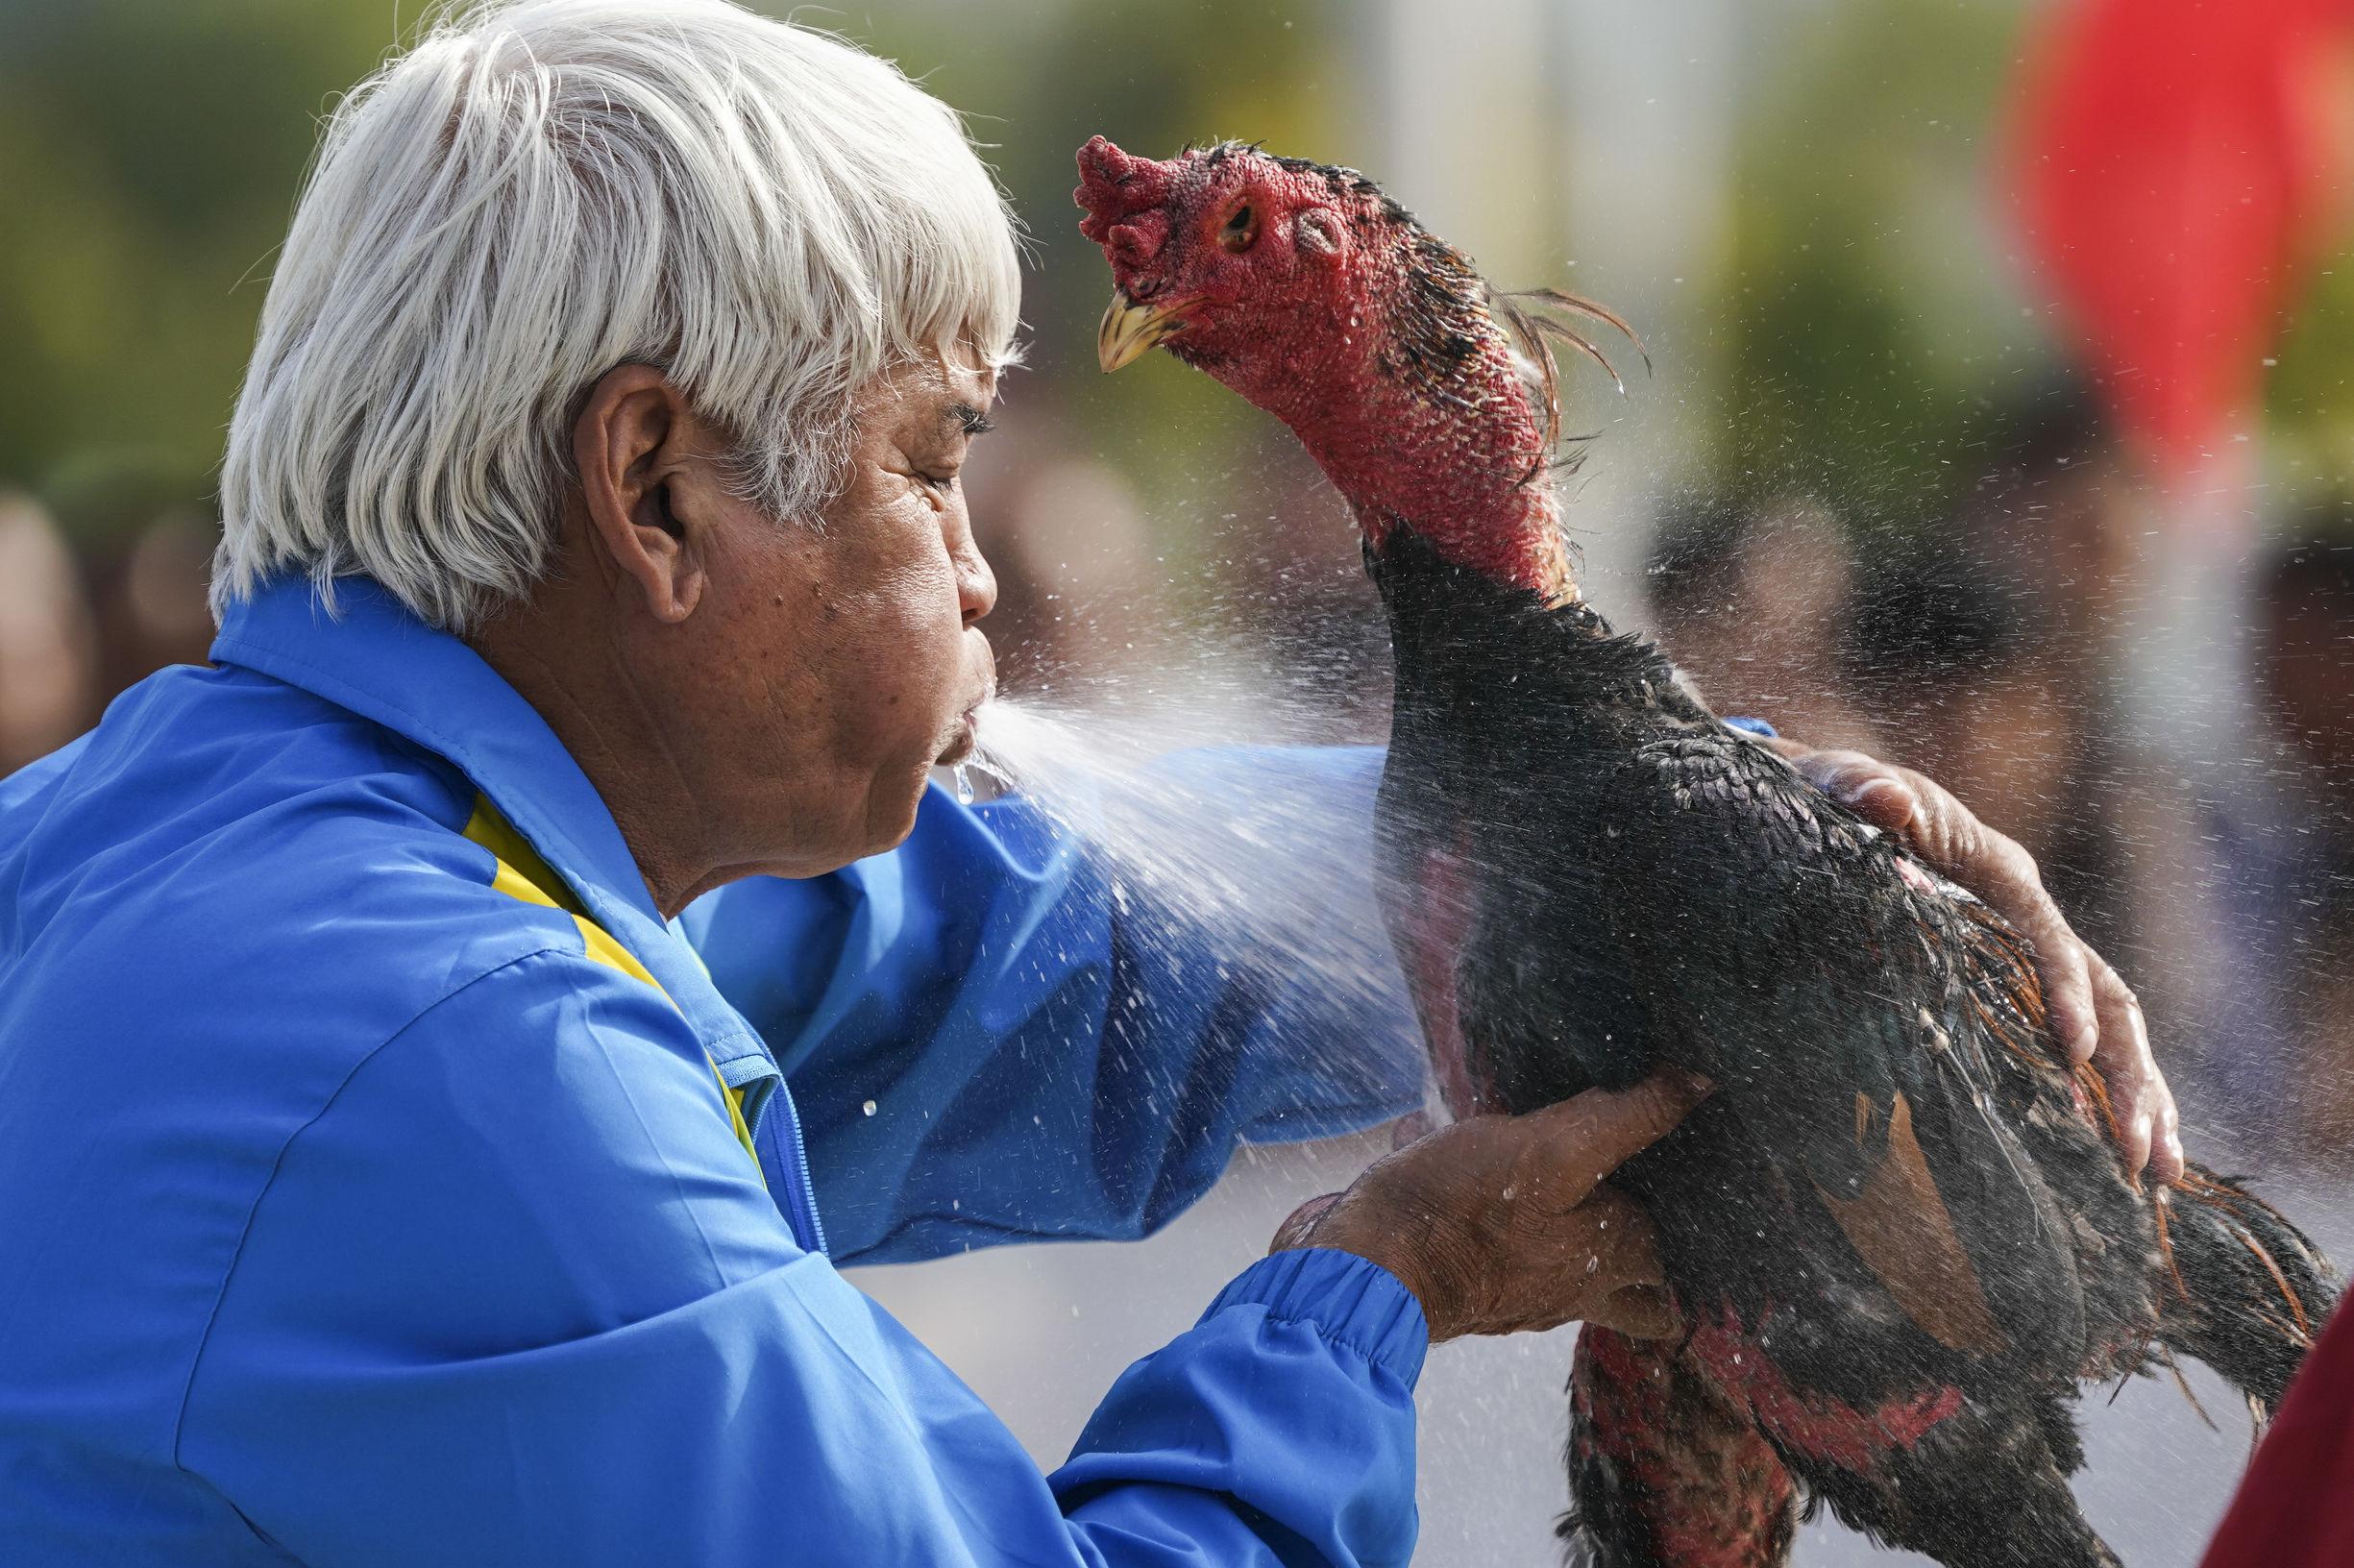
[1269,1191,1343,1253]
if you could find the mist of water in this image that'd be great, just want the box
[964,682,1423,1088]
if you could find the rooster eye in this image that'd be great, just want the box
[1218,203,1259,254]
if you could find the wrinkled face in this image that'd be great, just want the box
[1076,136,1391,375]
[645,355,1000,882]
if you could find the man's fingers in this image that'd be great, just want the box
[1885,762,2103,1066]
[2088,954,2150,1176]
[1777,736,2183,1186]
[1992,861,2099,1066]
[1521,1070,1712,1198]
[1778,745,1923,837]
[2033,938,2101,1070]
[1851,756,2170,1178]
[2146,1064,2185,1185]
[2102,1077,2152,1181]
[2085,950,2181,1182]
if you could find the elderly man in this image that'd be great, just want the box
[0,2,2175,1564]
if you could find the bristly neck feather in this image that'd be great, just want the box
[1199,230,1580,605]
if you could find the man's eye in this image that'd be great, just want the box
[916,470,958,493]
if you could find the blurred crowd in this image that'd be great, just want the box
[9,373,2351,1166]
[0,497,212,776]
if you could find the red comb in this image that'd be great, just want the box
[1075,135,1179,247]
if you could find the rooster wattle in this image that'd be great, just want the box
[1077,135,2332,1568]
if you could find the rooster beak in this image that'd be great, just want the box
[1097,289,1194,372]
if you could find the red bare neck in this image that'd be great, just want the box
[1199,263,1577,603]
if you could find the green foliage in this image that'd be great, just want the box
[1709,0,2050,530]
[2264,253,2354,502]
[0,0,398,526]
[0,0,1350,558]
[10,0,2316,550]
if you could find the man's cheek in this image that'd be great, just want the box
[843,648,944,749]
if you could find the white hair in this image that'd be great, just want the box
[215,0,1022,631]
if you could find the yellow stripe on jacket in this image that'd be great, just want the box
[462,796,764,1183]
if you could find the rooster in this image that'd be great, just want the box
[1076,135,2332,1568]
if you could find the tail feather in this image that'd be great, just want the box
[2155,1164,2336,1416]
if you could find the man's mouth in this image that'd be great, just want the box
[936,723,977,767]
[935,688,993,767]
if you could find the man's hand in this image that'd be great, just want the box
[1770,740,2184,1185]
[1271,1072,1710,1344]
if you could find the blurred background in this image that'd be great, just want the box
[6,0,2354,1559]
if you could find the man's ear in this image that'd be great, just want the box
[572,364,709,625]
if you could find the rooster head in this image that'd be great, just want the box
[1074,135,1406,392]
[1076,135,1640,600]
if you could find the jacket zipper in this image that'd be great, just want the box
[759,1079,827,1256]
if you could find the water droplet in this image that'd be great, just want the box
[953,763,975,805]
[861,1098,877,1116]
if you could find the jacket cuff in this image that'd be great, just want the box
[1201,1247,1429,1386]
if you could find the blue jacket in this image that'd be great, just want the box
[0,577,1428,1566]
[690,742,1422,1265]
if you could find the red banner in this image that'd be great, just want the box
[2011,0,2354,473]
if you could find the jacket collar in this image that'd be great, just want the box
[210,576,817,1248]
[210,576,665,931]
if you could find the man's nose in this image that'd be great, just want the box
[957,541,997,626]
